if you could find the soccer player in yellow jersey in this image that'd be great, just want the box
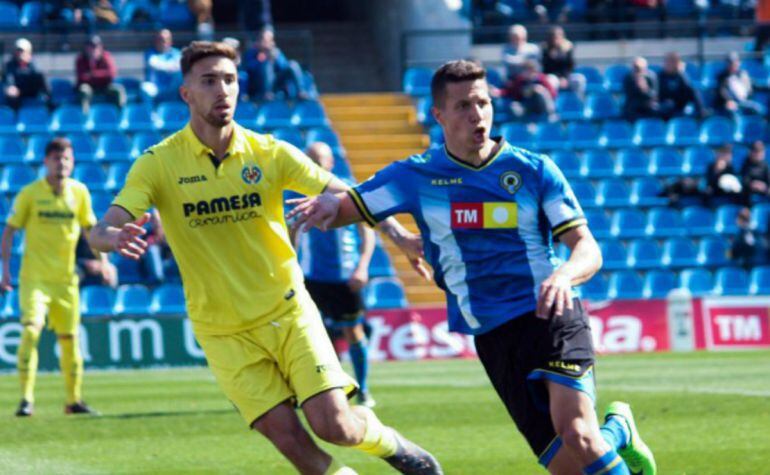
[88,41,442,475]
[1,137,100,417]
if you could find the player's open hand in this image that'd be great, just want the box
[536,271,573,319]
[286,192,340,234]
[112,213,150,260]
[394,232,431,281]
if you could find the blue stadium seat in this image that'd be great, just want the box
[0,2,20,29]
[234,101,259,130]
[647,207,683,237]
[150,284,186,315]
[415,97,435,126]
[681,206,716,236]
[556,92,585,121]
[666,117,700,147]
[611,209,647,238]
[751,203,770,232]
[23,133,50,163]
[50,104,86,133]
[121,104,155,133]
[551,150,582,178]
[86,104,121,133]
[0,164,36,193]
[630,177,668,207]
[533,123,566,150]
[306,127,341,150]
[105,163,131,192]
[112,253,144,285]
[0,106,16,134]
[679,268,714,296]
[500,122,533,149]
[96,133,132,162]
[567,122,601,150]
[603,64,631,94]
[633,118,667,147]
[608,270,644,299]
[616,149,648,177]
[17,105,49,134]
[155,102,189,132]
[628,239,663,269]
[257,101,293,129]
[580,273,609,300]
[698,237,729,267]
[597,179,631,207]
[50,78,76,105]
[667,0,696,16]
[73,163,107,191]
[599,120,633,148]
[114,77,146,103]
[713,267,749,296]
[749,266,770,295]
[649,147,685,176]
[643,270,677,298]
[574,66,604,93]
[272,128,304,149]
[734,115,765,144]
[683,146,714,175]
[131,132,162,159]
[80,286,116,317]
[600,240,628,270]
[1,288,19,319]
[732,144,750,171]
[571,180,598,208]
[662,237,698,268]
[67,133,97,162]
[583,150,615,178]
[369,245,395,277]
[700,116,735,146]
[585,93,619,120]
[0,136,26,164]
[364,278,408,309]
[744,60,770,88]
[19,1,43,29]
[113,285,152,316]
[403,67,433,96]
[715,204,741,234]
[91,191,113,217]
[163,257,180,283]
[584,209,611,239]
[159,0,195,28]
[291,101,329,128]
[700,60,724,89]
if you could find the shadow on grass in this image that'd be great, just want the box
[75,408,234,421]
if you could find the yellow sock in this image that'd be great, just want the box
[58,335,83,405]
[324,458,357,475]
[18,325,41,403]
[351,406,398,458]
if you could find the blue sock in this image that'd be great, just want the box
[583,450,630,475]
[601,416,630,451]
[349,340,369,393]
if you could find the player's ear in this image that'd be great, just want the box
[431,105,444,127]
[179,83,189,104]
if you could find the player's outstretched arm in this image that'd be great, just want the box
[537,225,602,319]
[0,225,17,292]
[88,206,151,260]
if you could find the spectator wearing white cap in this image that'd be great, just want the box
[2,38,50,110]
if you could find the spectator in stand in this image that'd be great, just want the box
[705,144,743,205]
[622,56,659,121]
[715,52,766,117]
[658,52,705,119]
[75,235,118,288]
[2,38,51,110]
[189,0,215,40]
[755,0,770,52]
[731,207,768,266]
[660,177,702,208]
[501,60,557,119]
[75,35,126,112]
[242,27,307,101]
[502,24,541,81]
[741,140,770,204]
[45,0,95,33]
[530,0,569,23]
[142,29,183,101]
[541,26,586,98]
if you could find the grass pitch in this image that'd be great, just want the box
[1,351,769,474]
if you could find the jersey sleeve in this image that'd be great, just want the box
[78,185,97,228]
[348,162,410,227]
[277,140,333,196]
[112,153,157,219]
[540,156,586,239]
[6,188,30,229]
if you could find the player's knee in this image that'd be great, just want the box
[311,415,360,446]
[558,420,597,455]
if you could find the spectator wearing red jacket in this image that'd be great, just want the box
[502,60,556,119]
[75,35,125,111]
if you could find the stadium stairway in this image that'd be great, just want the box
[322,92,445,306]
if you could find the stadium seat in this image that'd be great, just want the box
[50,105,86,134]
[19,1,43,29]
[649,147,685,176]
[633,118,667,147]
[583,150,615,178]
[749,266,770,295]
[611,209,647,238]
[112,253,144,285]
[272,128,304,149]
[159,0,195,28]
[113,285,152,316]
[597,179,631,207]
[23,133,50,163]
[364,278,408,309]
[700,116,735,146]
[50,77,76,105]
[17,105,49,134]
[0,136,26,164]
[150,284,186,315]
[96,133,132,162]
[403,67,433,96]
[0,106,16,134]
[599,120,633,148]
[585,93,619,120]
[643,270,677,298]
[73,163,107,191]
[616,149,647,177]
[697,237,730,267]
[500,122,533,149]
[306,127,341,150]
[551,150,582,178]
[571,180,598,208]
[369,245,396,277]
[683,146,714,175]
[0,164,36,193]
[163,257,181,283]
[700,60,724,89]
[80,286,116,317]
[600,240,628,270]
[114,77,145,104]
[292,101,329,128]
[630,177,668,207]
[86,104,121,133]
[751,202,770,232]
[121,104,155,133]
[679,268,714,296]
[628,239,663,269]
[662,237,698,268]
[666,117,700,147]
[580,273,609,300]
[105,163,131,192]
[131,132,162,159]
[734,115,765,144]
[567,122,601,150]
[91,191,113,217]
[0,2,19,29]
[603,64,630,93]
[533,123,566,150]
[257,101,293,129]
[1,288,19,319]
[556,92,585,121]
[574,66,604,93]
[732,144,750,171]
[584,209,611,239]
[68,133,97,162]
[681,206,716,236]
[155,102,189,132]
[415,97,435,126]
[713,267,749,296]
[608,270,644,299]
[715,204,741,234]
[646,207,683,238]
[234,101,259,130]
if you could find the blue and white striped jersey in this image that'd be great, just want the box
[349,140,586,335]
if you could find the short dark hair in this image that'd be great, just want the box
[431,60,486,107]
[180,41,238,76]
[45,137,72,157]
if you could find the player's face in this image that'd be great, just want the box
[44,148,74,181]
[182,56,239,128]
[434,79,493,154]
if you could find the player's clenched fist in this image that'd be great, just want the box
[111,213,150,260]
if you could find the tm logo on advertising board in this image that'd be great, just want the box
[701,297,770,349]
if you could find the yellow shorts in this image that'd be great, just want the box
[196,298,357,426]
[19,280,80,335]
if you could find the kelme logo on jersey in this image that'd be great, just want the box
[241,163,262,185]
[450,202,518,229]
[500,171,522,195]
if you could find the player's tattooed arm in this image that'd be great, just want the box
[89,206,151,260]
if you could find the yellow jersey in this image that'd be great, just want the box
[7,178,96,284]
[113,123,332,335]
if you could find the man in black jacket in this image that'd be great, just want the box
[658,52,705,119]
[2,38,50,110]
[741,141,770,204]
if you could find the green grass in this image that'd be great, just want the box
[1,351,769,474]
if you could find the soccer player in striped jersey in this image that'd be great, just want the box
[288,60,657,475]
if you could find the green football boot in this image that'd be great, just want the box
[605,401,657,475]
